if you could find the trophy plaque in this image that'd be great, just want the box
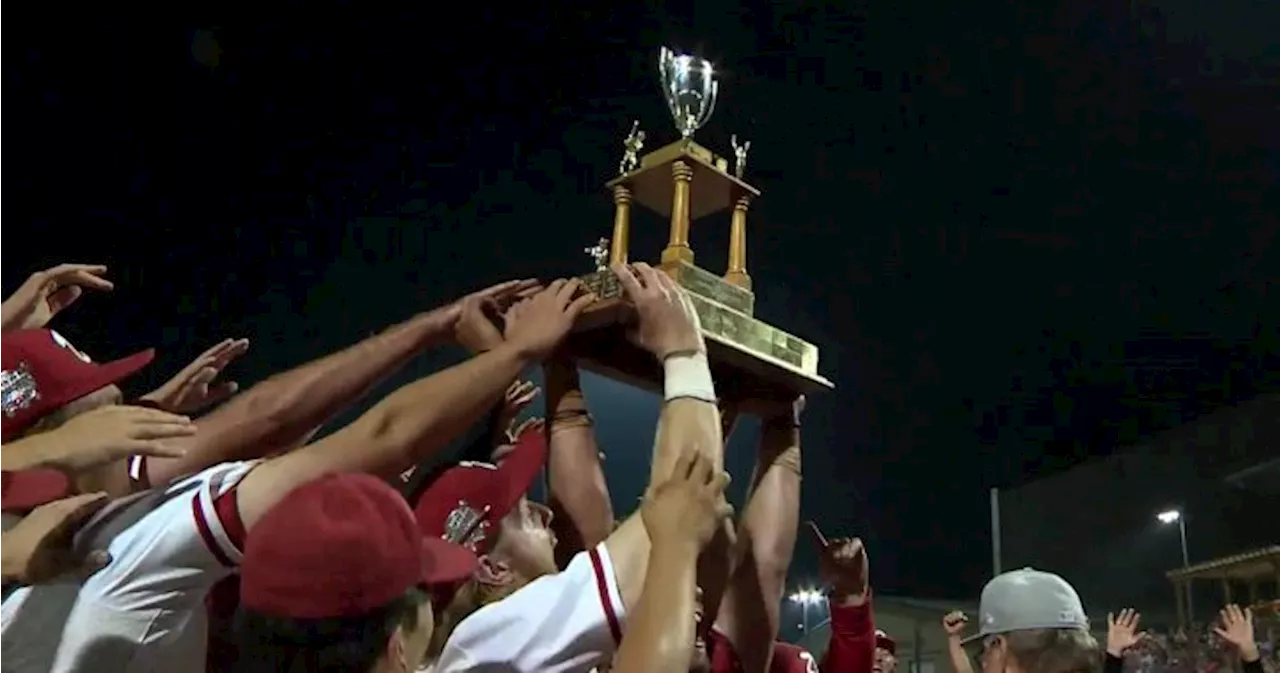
[567,47,834,404]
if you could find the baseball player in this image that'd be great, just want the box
[412,262,725,673]
[2,278,591,672]
[231,472,477,672]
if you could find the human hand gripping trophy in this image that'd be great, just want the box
[573,46,832,409]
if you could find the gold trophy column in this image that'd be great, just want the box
[661,161,695,265]
[724,194,752,290]
[610,184,633,266]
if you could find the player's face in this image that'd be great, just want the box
[399,599,435,672]
[493,496,557,580]
[874,647,897,673]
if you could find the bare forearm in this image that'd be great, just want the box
[650,398,723,483]
[741,424,802,599]
[237,342,533,530]
[149,309,452,484]
[612,541,700,673]
[545,364,613,560]
[711,423,801,672]
[947,639,975,673]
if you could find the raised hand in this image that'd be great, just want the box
[1106,609,1147,656]
[642,449,733,551]
[503,279,596,361]
[942,611,968,639]
[612,263,704,360]
[2,492,113,584]
[9,405,194,472]
[497,380,541,443]
[455,294,507,353]
[1213,604,1259,662]
[444,279,542,331]
[1,263,114,332]
[142,338,250,414]
[808,521,869,601]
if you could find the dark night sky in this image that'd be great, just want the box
[6,2,1277,600]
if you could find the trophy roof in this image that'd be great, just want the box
[607,139,761,221]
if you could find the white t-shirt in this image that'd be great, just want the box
[1,461,255,673]
[431,542,627,673]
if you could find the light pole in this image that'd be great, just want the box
[1157,509,1192,619]
[789,589,824,638]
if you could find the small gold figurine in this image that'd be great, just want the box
[584,237,610,272]
[731,134,751,179]
[619,121,646,175]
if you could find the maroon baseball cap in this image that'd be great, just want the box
[413,425,548,554]
[240,472,477,619]
[2,329,154,441]
[1,469,72,511]
[875,629,897,654]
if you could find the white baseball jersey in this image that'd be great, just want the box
[2,461,255,673]
[431,542,627,673]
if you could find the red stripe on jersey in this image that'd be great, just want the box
[589,548,622,644]
[212,487,247,552]
[192,495,236,568]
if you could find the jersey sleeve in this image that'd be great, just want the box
[819,596,875,673]
[434,542,627,673]
[85,461,257,613]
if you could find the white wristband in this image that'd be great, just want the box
[662,352,716,403]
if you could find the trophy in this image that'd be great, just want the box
[568,47,833,404]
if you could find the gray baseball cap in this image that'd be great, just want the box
[961,568,1089,645]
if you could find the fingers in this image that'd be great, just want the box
[46,285,84,314]
[40,264,114,292]
[806,520,830,548]
[130,422,198,441]
[119,406,194,426]
[79,549,113,578]
[632,263,665,294]
[671,449,698,483]
[480,279,540,301]
[554,278,585,307]
[41,492,111,535]
[612,263,644,299]
[687,451,715,485]
[565,292,597,319]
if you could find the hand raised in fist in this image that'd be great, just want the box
[808,521,869,602]
[4,405,193,473]
[1,263,114,332]
[613,263,704,360]
[503,279,597,361]
[142,338,250,414]
[2,492,113,585]
[642,450,733,551]
[942,611,969,640]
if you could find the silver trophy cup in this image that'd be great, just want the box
[658,47,719,138]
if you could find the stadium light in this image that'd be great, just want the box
[789,589,823,605]
[1156,509,1181,524]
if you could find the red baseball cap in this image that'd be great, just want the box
[1,469,72,511]
[413,425,548,554]
[240,472,478,619]
[2,329,154,441]
[875,629,897,654]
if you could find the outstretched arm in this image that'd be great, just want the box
[234,280,592,532]
[712,403,803,673]
[544,360,614,566]
[602,263,724,612]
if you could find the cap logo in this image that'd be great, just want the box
[2,363,41,418]
[443,500,491,551]
[50,330,93,364]
[800,652,819,673]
